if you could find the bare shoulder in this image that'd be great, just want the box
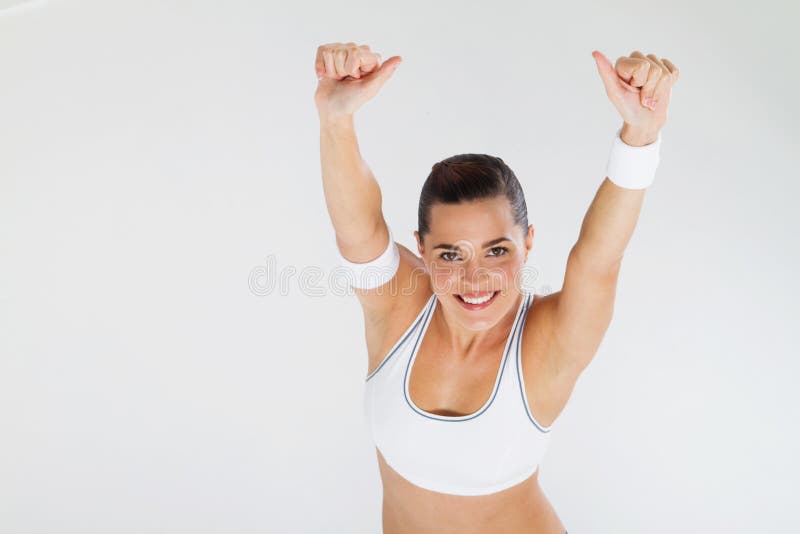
[335,223,427,317]
[355,242,432,372]
[335,221,435,377]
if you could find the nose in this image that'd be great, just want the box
[461,257,490,289]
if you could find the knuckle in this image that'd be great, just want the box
[349,50,363,67]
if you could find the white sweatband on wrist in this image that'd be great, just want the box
[605,127,662,190]
[334,226,400,289]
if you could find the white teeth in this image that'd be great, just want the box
[460,292,494,304]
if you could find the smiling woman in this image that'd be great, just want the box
[414,155,532,323]
[315,41,677,533]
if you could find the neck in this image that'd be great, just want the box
[434,291,524,360]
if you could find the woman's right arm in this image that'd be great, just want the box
[318,113,386,262]
[314,42,401,260]
[315,43,425,322]
[315,43,431,370]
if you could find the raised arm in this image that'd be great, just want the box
[318,113,385,259]
[314,43,402,257]
[314,43,426,332]
[547,50,680,379]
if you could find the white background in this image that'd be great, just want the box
[1,0,798,532]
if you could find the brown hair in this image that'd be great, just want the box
[417,154,528,245]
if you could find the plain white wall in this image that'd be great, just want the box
[1,0,798,532]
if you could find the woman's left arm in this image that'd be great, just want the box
[548,50,680,378]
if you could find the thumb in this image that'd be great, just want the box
[592,50,634,98]
[366,55,403,89]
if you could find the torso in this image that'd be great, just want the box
[365,287,576,533]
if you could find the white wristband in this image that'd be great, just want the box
[605,127,661,190]
[334,226,400,290]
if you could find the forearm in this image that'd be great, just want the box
[572,123,656,270]
[319,114,385,251]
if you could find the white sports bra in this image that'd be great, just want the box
[363,289,553,496]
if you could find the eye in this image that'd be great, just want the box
[439,251,461,262]
[487,246,509,257]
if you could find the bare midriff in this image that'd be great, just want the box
[376,447,566,534]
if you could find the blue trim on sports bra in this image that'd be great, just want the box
[365,293,436,382]
[403,291,529,422]
[515,293,552,433]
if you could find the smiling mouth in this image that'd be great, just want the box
[454,290,499,309]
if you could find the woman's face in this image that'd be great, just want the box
[414,195,534,331]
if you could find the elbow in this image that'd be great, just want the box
[334,211,385,251]
[336,219,390,263]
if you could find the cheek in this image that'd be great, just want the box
[493,259,524,290]
[429,262,459,291]
[489,265,516,288]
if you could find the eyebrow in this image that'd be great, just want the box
[433,237,512,250]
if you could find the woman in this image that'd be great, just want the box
[314,42,679,534]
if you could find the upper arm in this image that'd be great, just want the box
[545,244,621,377]
[336,220,429,326]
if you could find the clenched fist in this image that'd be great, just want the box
[314,42,403,121]
[592,50,680,144]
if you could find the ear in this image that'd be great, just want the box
[414,230,424,256]
[524,225,534,259]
